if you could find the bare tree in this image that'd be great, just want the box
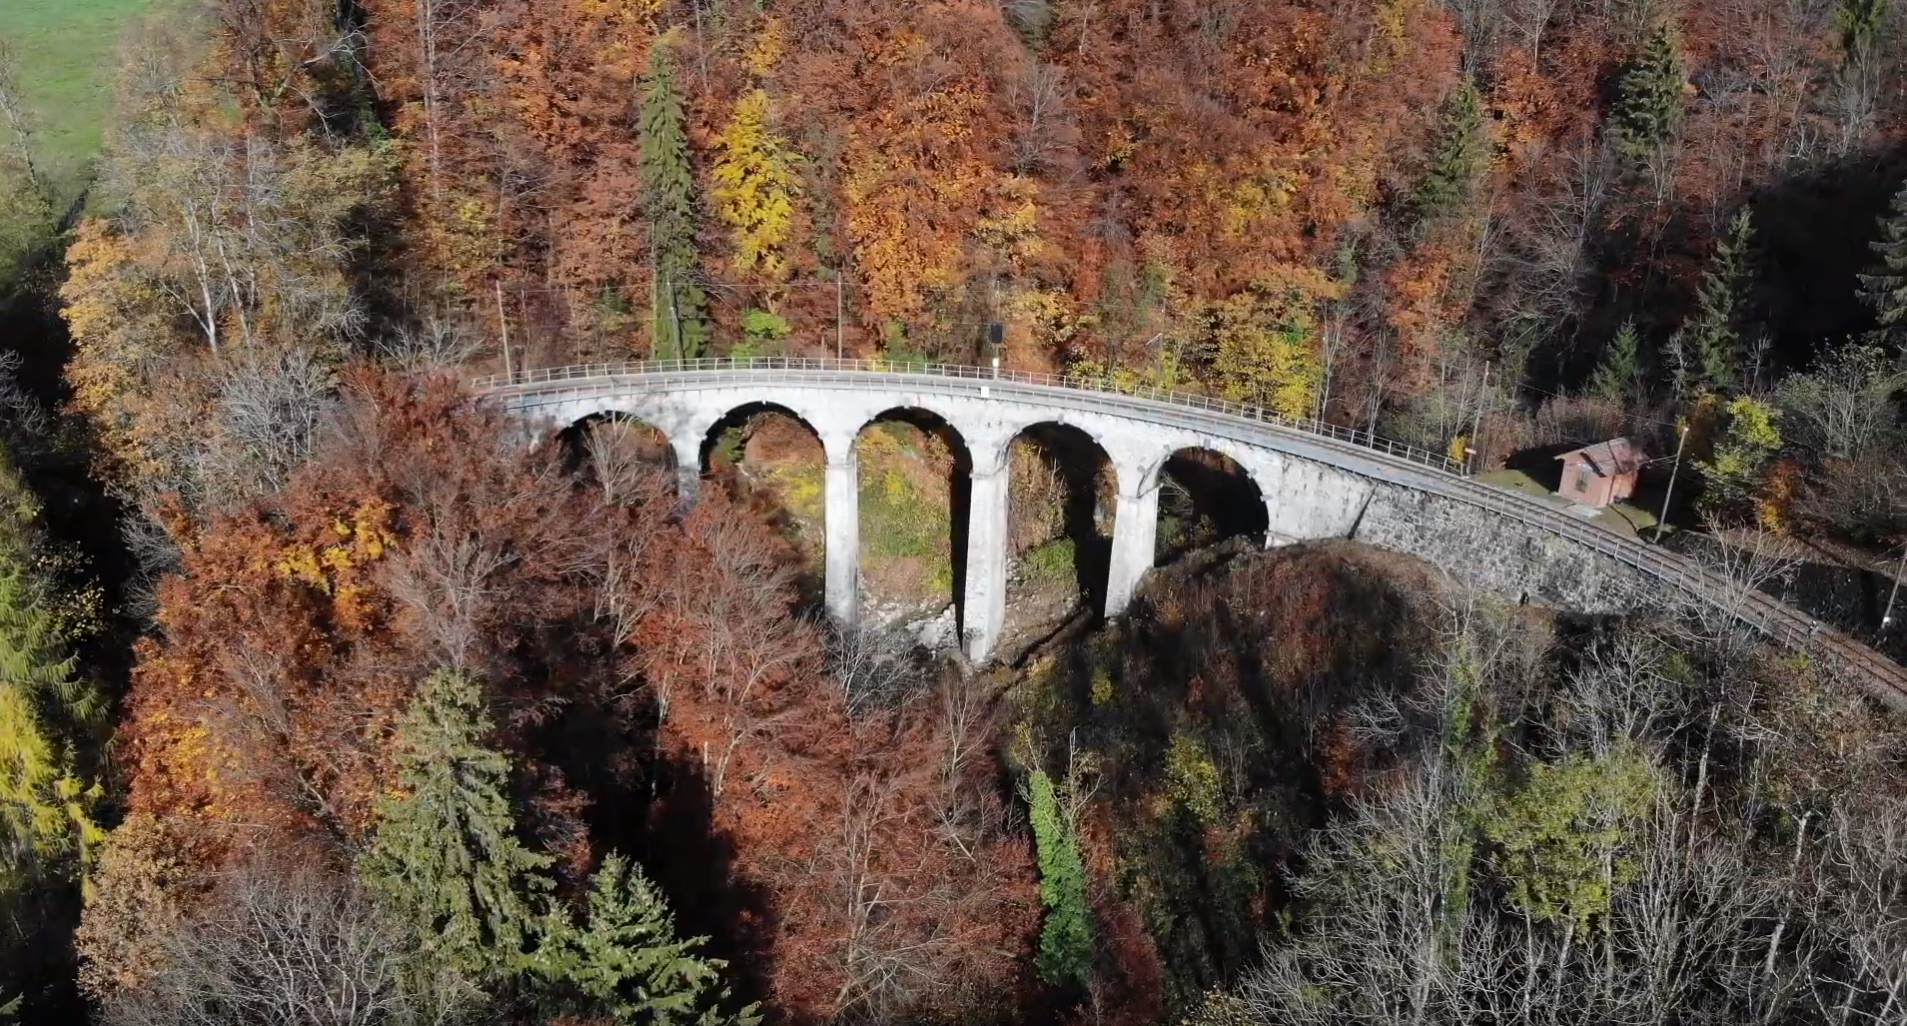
[200,344,337,505]
[411,0,487,202]
[1386,338,1496,457]
[828,620,932,716]
[105,20,376,354]
[374,314,484,373]
[0,350,50,448]
[1666,522,1799,655]
[809,714,1028,1023]
[1794,452,1907,544]
[1496,137,1613,351]
[102,865,479,1026]
[639,506,820,796]
[1553,632,1692,759]
[1828,0,1898,158]
[1810,798,1907,1026]
[582,418,675,508]
[931,669,998,862]
[1436,0,1510,70]
[211,0,371,133]
[382,521,513,675]
[1775,342,1907,461]
[1508,0,1563,63]
[1006,61,1076,175]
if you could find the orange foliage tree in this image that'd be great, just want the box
[95,368,1036,1022]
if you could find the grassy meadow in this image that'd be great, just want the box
[0,0,160,197]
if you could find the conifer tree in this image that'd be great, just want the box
[538,852,761,1026]
[1857,178,1907,340]
[1610,23,1687,161]
[0,449,100,895]
[712,89,801,280]
[1591,319,1643,403]
[1414,77,1489,224]
[361,668,554,982]
[641,37,710,360]
[1028,769,1091,987]
[1684,209,1756,393]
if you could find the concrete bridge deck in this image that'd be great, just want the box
[474,357,1907,709]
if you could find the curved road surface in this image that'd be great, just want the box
[475,358,1907,710]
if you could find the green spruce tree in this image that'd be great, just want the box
[1028,769,1092,987]
[1685,209,1756,393]
[1857,178,1907,341]
[1590,319,1643,403]
[0,448,101,895]
[360,668,555,982]
[641,37,711,360]
[1838,0,1890,65]
[1414,77,1489,224]
[1609,22,1687,161]
[537,853,761,1026]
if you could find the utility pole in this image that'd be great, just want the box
[1466,362,1491,475]
[1882,540,1907,635]
[494,280,513,383]
[835,272,845,361]
[1653,423,1690,544]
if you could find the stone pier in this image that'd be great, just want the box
[1105,476,1160,617]
[962,454,1012,663]
[670,433,702,500]
[822,434,860,629]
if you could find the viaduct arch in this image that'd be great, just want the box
[476,358,1907,706]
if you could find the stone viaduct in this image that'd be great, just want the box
[475,358,1907,706]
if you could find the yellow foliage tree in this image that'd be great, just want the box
[711,89,801,279]
[1209,269,1341,420]
[59,218,177,482]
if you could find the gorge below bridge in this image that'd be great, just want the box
[476,358,1907,709]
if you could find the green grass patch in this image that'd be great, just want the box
[856,427,955,602]
[861,467,948,559]
[1022,537,1076,586]
[0,0,167,199]
[860,465,952,597]
[1479,468,1556,499]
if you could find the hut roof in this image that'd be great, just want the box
[1555,437,1643,477]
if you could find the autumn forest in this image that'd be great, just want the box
[0,0,1905,1022]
